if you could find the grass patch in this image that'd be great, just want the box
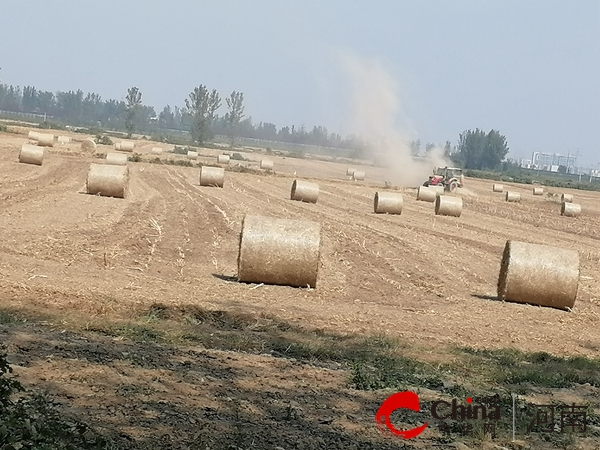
[0,345,118,449]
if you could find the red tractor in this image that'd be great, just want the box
[423,167,464,193]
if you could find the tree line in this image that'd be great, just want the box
[0,83,368,153]
[0,82,509,169]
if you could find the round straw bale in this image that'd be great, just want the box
[187,151,198,160]
[346,168,355,176]
[58,135,71,144]
[435,195,463,217]
[81,138,97,151]
[151,147,163,154]
[505,191,521,202]
[492,184,503,192]
[561,193,573,203]
[533,187,544,195]
[290,180,319,203]
[417,186,436,202]
[218,154,231,164]
[561,202,581,217]
[352,170,365,181]
[105,152,128,166]
[28,131,41,140]
[36,133,54,147]
[200,166,225,187]
[260,159,274,170]
[86,163,129,198]
[497,240,579,310]
[430,184,445,195]
[19,144,44,165]
[374,191,403,214]
[237,214,321,288]
[118,141,134,152]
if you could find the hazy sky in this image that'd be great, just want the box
[1,1,598,164]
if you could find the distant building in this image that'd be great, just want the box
[519,158,532,169]
[530,152,577,173]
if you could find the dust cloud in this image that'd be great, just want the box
[338,53,452,187]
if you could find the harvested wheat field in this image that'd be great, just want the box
[1,128,600,449]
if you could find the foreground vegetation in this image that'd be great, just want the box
[1,305,599,448]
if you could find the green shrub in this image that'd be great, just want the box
[0,123,7,133]
[95,134,113,145]
[128,153,142,162]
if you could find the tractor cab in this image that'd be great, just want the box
[424,167,464,192]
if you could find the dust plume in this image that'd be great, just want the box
[338,52,451,187]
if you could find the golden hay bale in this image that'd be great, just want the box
[561,202,581,217]
[430,184,445,195]
[237,214,321,288]
[151,147,163,154]
[352,170,365,181]
[417,186,436,202]
[374,191,403,214]
[187,151,198,160]
[36,133,54,147]
[105,152,128,166]
[218,154,231,164]
[561,193,573,203]
[346,168,355,176]
[117,141,134,152]
[57,135,71,144]
[81,139,97,151]
[435,195,463,217]
[86,163,129,198]
[290,179,319,203]
[19,144,44,165]
[497,240,579,310]
[505,191,521,202]
[492,184,504,192]
[533,187,544,195]
[260,159,274,170]
[28,130,41,140]
[200,166,225,187]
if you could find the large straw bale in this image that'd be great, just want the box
[218,155,230,164]
[505,191,521,202]
[533,187,544,195]
[105,152,128,166]
[435,195,462,217]
[28,131,41,140]
[352,170,365,181]
[117,141,134,152]
[57,135,71,144]
[374,192,403,214]
[36,133,54,147]
[200,166,225,187]
[81,139,97,151]
[187,151,198,160]
[561,193,573,203]
[86,163,129,198]
[19,144,44,165]
[290,180,319,203]
[237,214,321,288]
[151,147,163,154]
[417,186,436,202]
[561,202,581,217]
[260,159,274,170]
[346,168,355,176]
[430,184,445,195]
[492,184,504,192]
[497,240,579,310]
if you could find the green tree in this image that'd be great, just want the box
[185,85,221,144]
[125,86,142,137]
[457,128,509,170]
[225,91,245,146]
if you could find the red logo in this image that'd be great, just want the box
[375,391,428,439]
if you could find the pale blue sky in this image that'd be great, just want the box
[0,1,598,164]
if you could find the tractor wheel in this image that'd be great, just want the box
[449,181,458,192]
